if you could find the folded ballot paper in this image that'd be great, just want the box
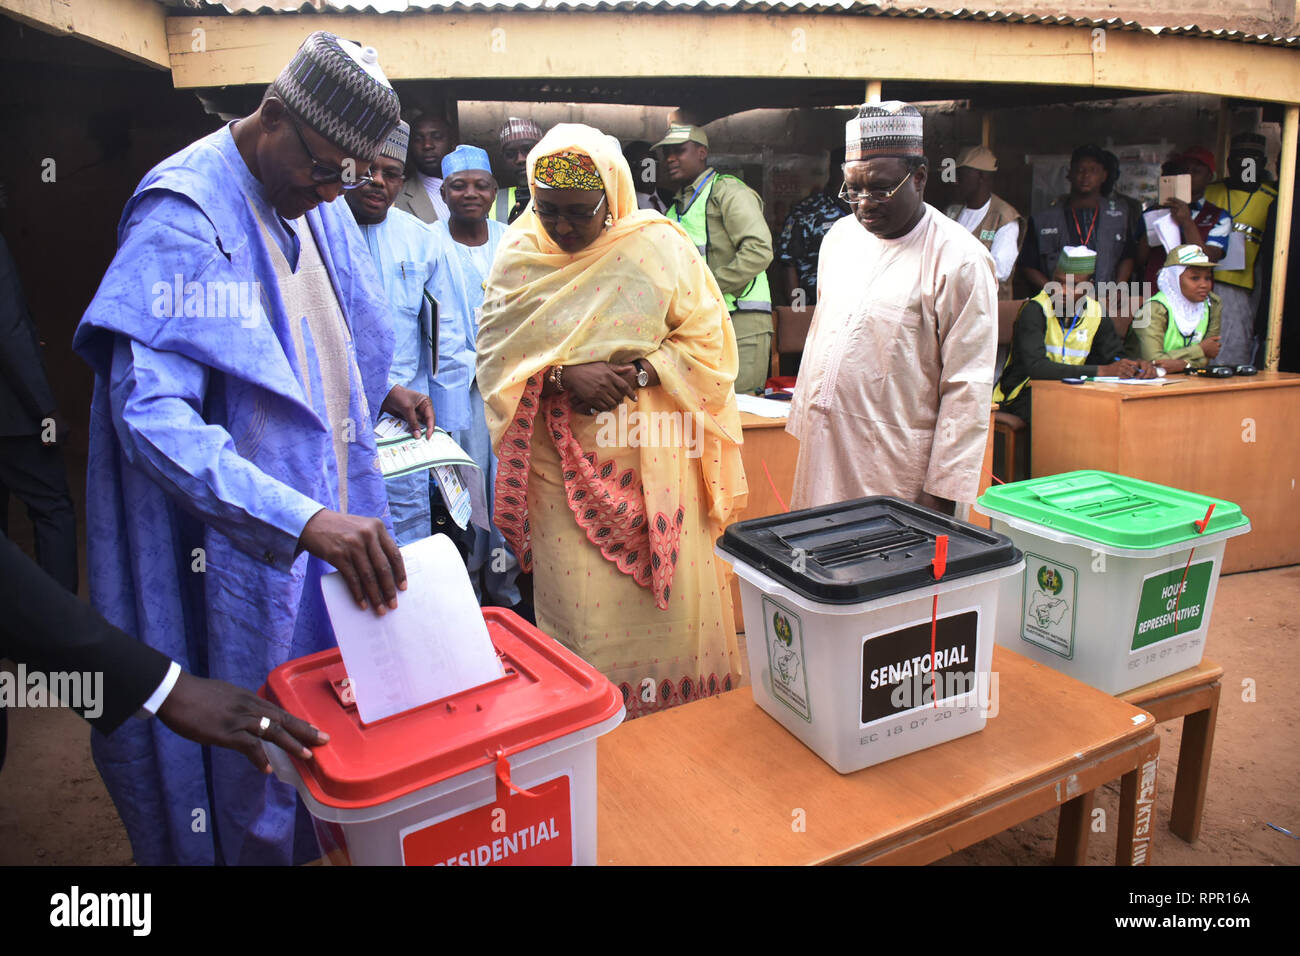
[374,416,484,531]
[321,534,505,724]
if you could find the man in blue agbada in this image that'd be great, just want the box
[73,32,434,865]
[345,120,446,544]
[429,145,521,607]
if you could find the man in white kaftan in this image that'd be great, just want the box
[788,102,996,514]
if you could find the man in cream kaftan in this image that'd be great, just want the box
[788,102,996,512]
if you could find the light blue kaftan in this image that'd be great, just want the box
[72,125,395,866]
[429,219,520,606]
[354,207,446,544]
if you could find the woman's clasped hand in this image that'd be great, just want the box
[559,361,640,412]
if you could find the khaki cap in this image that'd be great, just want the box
[956,145,998,172]
[653,125,708,150]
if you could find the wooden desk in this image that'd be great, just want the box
[735,411,796,520]
[722,412,798,632]
[1031,371,1300,573]
[1118,658,1223,845]
[598,647,1160,866]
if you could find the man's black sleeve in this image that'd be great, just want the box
[0,533,170,734]
[1016,216,1044,274]
[0,234,57,426]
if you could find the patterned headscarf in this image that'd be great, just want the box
[533,150,604,191]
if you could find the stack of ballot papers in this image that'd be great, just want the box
[374,416,473,477]
[374,417,484,531]
[321,534,506,724]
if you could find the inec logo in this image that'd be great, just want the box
[772,611,793,646]
[1037,565,1065,596]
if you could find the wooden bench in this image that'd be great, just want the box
[1117,658,1223,846]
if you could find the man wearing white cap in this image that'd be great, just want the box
[494,116,544,223]
[74,32,431,865]
[429,145,521,608]
[347,120,447,545]
[993,246,1154,424]
[788,102,996,515]
[945,145,1023,300]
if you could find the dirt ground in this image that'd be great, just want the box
[2,469,1298,866]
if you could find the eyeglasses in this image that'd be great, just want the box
[288,117,372,191]
[839,168,915,205]
[367,163,406,185]
[534,194,607,224]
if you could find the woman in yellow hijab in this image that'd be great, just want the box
[477,124,747,718]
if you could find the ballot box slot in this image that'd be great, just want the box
[805,529,930,567]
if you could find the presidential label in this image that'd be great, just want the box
[401,771,574,866]
[1131,559,1214,651]
[860,609,979,727]
[1020,553,1078,659]
[763,596,811,722]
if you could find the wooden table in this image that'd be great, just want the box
[1031,371,1300,573]
[598,647,1160,866]
[1118,658,1223,845]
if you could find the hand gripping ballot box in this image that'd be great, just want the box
[260,608,625,866]
[716,498,1023,774]
[974,471,1249,694]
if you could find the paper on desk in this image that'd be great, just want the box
[735,393,791,418]
[1087,376,1171,386]
[321,534,504,724]
[1142,209,1183,253]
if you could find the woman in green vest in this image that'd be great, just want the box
[1127,244,1222,371]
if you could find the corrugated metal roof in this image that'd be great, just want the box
[164,2,1300,47]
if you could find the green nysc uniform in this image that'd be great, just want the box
[666,167,774,394]
[1125,291,1222,367]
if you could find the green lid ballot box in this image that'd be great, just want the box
[974,471,1250,694]
[717,498,1023,774]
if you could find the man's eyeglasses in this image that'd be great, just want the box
[838,169,914,205]
[288,117,371,191]
[534,194,606,225]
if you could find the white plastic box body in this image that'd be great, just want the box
[267,706,624,866]
[980,510,1248,694]
[726,553,1024,774]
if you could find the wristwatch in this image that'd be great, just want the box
[633,359,650,388]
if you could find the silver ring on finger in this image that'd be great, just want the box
[256,715,272,738]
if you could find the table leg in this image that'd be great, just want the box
[1116,747,1160,866]
[1054,790,1095,865]
[1169,682,1221,843]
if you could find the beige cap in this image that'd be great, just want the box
[956,145,998,172]
[653,125,708,150]
[1164,244,1213,268]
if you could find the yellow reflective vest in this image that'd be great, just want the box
[993,290,1102,404]
[1203,181,1278,290]
[665,171,772,313]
